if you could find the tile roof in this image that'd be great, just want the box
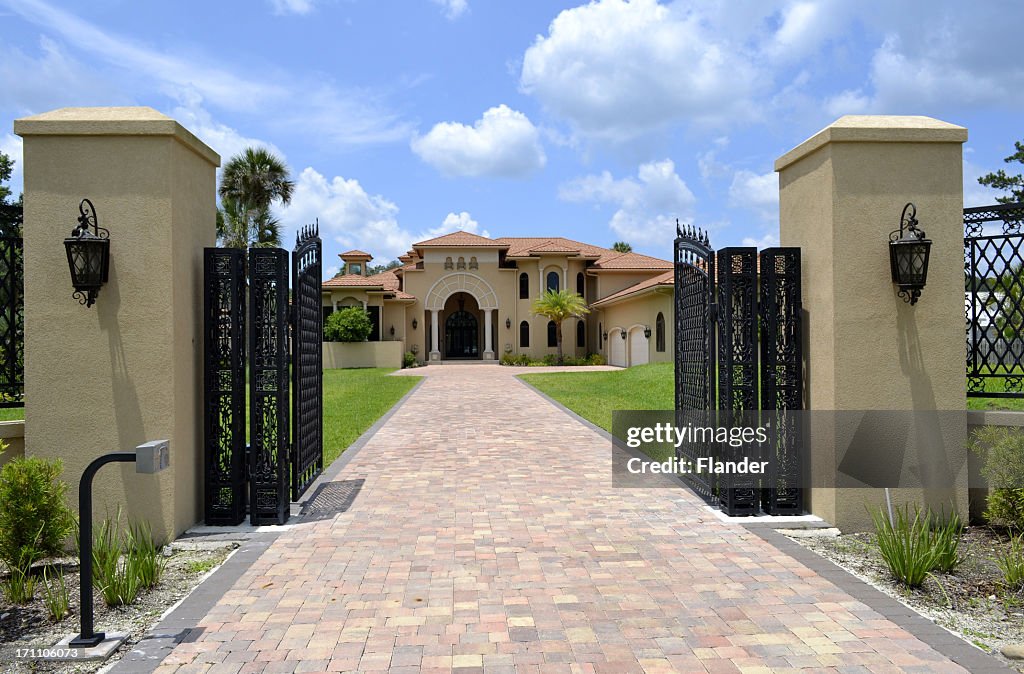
[322,274,384,288]
[590,251,673,270]
[413,231,505,247]
[340,249,373,258]
[591,271,674,306]
[322,270,414,299]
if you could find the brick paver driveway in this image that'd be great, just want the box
[161,365,969,673]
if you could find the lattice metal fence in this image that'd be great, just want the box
[0,204,23,408]
[965,202,1024,398]
[291,224,323,500]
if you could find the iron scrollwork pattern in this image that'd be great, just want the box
[964,202,1024,398]
[716,247,760,516]
[759,248,804,515]
[203,248,246,524]
[673,222,716,502]
[249,248,291,525]
[291,224,323,500]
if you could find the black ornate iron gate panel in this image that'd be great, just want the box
[249,248,291,526]
[673,225,716,501]
[291,225,323,501]
[965,202,1024,398]
[716,248,760,516]
[203,248,247,525]
[674,225,804,516]
[759,248,804,515]
[0,204,23,408]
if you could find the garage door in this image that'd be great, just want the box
[629,328,649,366]
[609,329,626,367]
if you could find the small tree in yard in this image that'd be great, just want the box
[978,140,1024,204]
[324,307,373,342]
[531,289,589,364]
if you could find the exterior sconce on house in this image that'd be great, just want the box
[412,318,418,330]
[620,330,627,340]
[505,317,511,329]
[389,325,395,337]
[64,199,110,308]
[889,202,931,305]
[643,326,652,339]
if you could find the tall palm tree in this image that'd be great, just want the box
[531,289,590,364]
[612,241,632,253]
[217,147,293,248]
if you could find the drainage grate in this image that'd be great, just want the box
[300,479,365,522]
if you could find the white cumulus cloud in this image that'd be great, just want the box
[268,0,317,15]
[277,167,490,263]
[519,0,762,141]
[729,170,779,221]
[431,0,468,20]
[559,159,696,245]
[411,105,546,178]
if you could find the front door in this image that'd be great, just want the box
[445,310,478,358]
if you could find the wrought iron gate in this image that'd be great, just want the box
[673,224,804,515]
[291,225,323,500]
[0,204,23,408]
[203,248,247,524]
[202,227,324,526]
[965,202,1024,398]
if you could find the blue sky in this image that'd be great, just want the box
[2,0,1022,276]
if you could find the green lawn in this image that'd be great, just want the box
[322,368,419,466]
[519,362,674,433]
[0,406,23,422]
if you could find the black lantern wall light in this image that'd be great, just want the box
[64,199,110,308]
[888,203,931,305]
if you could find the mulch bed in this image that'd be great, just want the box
[788,526,1024,672]
[0,542,235,673]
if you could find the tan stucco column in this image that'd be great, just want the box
[430,309,440,361]
[483,309,494,360]
[15,107,218,542]
[776,115,968,531]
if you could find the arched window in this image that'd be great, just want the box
[457,256,466,270]
[444,257,454,270]
[547,320,557,347]
[576,272,585,297]
[519,272,529,299]
[546,271,560,292]
[656,312,666,352]
[469,256,478,270]
[519,320,530,347]
[598,322,603,349]
[576,320,585,348]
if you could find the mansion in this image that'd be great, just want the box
[321,231,674,367]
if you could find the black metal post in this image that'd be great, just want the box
[70,451,137,648]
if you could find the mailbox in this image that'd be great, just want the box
[135,440,170,474]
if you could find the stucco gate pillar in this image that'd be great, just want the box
[775,115,968,532]
[15,107,218,542]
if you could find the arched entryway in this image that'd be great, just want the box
[425,272,500,361]
[445,295,479,358]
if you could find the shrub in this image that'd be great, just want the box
[41,567,70,621]
[587,353,607,366]
[1,547,38,604]
[324,307,373,343]
[126,521,165,590]
[499,353,532,366]
[91,509,144,607]
[969,427,1024,530]
[872,505,938,587]
[541,354,558,366]
[996,533,1024,590]
[0,457,76,573]
[929,510,965,573]
[403,351,417,369]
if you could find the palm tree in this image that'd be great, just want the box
[612,241,632,253]
[217,147,293,248]
[531,289,590,364]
